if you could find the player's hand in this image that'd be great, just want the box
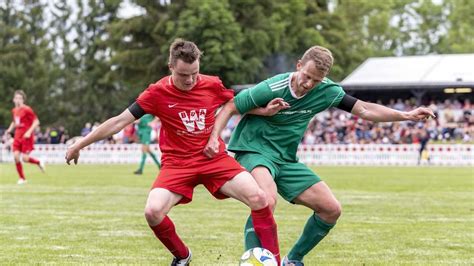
[23,132,31,138]
[65,145,80,165]
[406,107,436,121]
[203,136,220,158]
[262,98,290,116]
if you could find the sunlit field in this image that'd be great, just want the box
[1,164,472,265]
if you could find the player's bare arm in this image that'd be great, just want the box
[204,98,290,158]
[4,122,14,136]
[203,99,238,158]
[23,118,40,138]
[351,99,435,122]
[65,109,136,165]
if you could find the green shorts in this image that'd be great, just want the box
[139,132,151,145]
[234,152,321,202]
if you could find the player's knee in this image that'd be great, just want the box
[144,204,166,225]
[324,200,342,221]
[22,155,29,162]
[267,195,277,212]
[246,188,268,210]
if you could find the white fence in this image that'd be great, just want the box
[0,144,472,166]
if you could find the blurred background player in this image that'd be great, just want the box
[134,114,161,175]
[205,45,435,266]
[417,124,431,165]
[4,90,45,184]
[66,39,280,265]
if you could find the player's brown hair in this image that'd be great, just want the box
[168,38,202,66]
[14,90,27,101]
[301,46,334,75]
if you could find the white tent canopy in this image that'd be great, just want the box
[341,54,474,90]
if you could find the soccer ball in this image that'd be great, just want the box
[239,247,278,266]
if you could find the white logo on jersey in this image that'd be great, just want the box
[14,116,20,125]
[168,103,178,108]
[179,109,207,132]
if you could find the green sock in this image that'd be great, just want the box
[149,152,161,168]
[138,153,147,172]
[244,216,261,250]
[287,213,335,261]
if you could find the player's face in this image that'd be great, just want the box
[169,59,200,91]
[294,60,326,95]
[13,93,24,107]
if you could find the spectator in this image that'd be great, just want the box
[81,122,92,137]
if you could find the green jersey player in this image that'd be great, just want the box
[204,46,435,265]
[134,114,161,174]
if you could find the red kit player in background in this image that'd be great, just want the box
[4,90,45,184]
[65,39,282,265]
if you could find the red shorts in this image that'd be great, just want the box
[13,137,34,153]
[152,154,246,204]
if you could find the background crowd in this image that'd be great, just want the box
[1,98,472,146]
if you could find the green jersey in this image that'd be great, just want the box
[229,72,345,163]
[137,114,154,134]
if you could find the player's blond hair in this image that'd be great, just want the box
[14,90,26,101]
[301,46,333,75]
[168,38,202,66]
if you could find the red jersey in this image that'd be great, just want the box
[136,74,234,165]
[11,105,37,139]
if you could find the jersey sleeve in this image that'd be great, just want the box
[26,107,37,120]
[136,84,159,116]
[325,85,346,108]
[234,81,274,114]
[215,78,235,106]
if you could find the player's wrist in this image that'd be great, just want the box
[401,111,411,120]
[210,131,220,140]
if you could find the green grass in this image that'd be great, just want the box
[1,164,473,265]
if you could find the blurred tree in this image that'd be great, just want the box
[0,0,55,129]
[107,0,186,100]
[167,0,246,85]
[395,0,446,55]
[48,0,79,130]
[436,0,474,53]
[61,0,122,133]
[1,0,473,134]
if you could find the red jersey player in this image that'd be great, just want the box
[5,90,45,184]
[65,39,282,265]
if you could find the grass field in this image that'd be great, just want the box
[1,163,473,265]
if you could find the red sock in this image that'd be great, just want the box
[251,206,280,264]
[15,162,25,179]
[149,216,189,259]
[27,157,40,165]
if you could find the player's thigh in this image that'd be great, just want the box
[13,150,21,161]
[145,187,183,214]
[218,171,264,206]
[293,181,340,215]
[21,153,30,161]
[234,152,279,199]
[276,162,322,203]
[142,144,150,153]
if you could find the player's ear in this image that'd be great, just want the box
[296,60,303,70]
